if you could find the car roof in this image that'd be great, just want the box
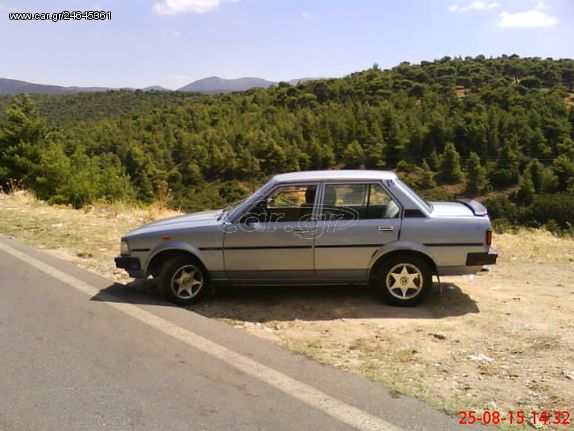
[272,170,398,183]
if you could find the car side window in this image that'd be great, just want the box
[321,183,399,220]
[240,184,317,223]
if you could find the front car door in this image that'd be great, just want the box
[223,183,318,281]
[314,181,401,280]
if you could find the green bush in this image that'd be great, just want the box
[218,180,247,203]
[528,193,574,229]
[483,196,521,223]
[491,217,517,234]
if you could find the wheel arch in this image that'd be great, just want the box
[368,243,437,281]
[145,242,207,278]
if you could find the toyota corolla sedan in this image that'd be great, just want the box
[115,170,497,306]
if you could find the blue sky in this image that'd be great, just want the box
[1,0,572,89]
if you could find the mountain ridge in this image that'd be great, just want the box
[0,76,320,95]
[177,76,274,93]
[0,78,115,95]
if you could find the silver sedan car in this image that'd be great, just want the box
[115,170,497,306]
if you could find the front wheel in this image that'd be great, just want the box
[373,254,432,307]
[159,256,208,306]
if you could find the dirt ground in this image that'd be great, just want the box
[1,191,573,430]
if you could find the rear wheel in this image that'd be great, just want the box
[373,254,432,306]
[159,255,208,306]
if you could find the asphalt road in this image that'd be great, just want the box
[0,236,488,431]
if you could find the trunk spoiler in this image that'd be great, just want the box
[457,199,488,216]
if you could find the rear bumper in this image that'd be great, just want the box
[115,256,144,278]
[466,250,498,266]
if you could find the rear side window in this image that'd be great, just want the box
[321,183,400,220]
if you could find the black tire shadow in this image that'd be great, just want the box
[91,279,169,306]
[91,279,479,322]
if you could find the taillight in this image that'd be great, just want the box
[486,229,493,246]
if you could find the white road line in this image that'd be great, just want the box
[0,240,403,431]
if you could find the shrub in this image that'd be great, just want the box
[396,159,417,173]
[483,196,519,222]
[491,217,517,234]
[528,193,574,229]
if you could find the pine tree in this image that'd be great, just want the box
[429,150,441,171]
[439,142,464,184]
[525,159,559,194]
[515,170,535,206]
[465,152,487,194]
[0,95,46,188]
[343,140,366,168]
[419,160,436,189]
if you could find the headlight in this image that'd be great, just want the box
[120,240,130,256]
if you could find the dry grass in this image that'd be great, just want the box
[1,191,573,430]
[0,190,180,280]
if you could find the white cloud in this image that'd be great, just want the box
[448,2,499,12]
[497,9,557,27]
[301,11,313,20]
[153,0,220,15]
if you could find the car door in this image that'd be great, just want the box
[314,182,401,280]
[223,183,318,281]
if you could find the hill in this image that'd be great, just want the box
[0,55,573,231]
[0,76,319,96]
[0,90,199,125]
[178,77,320,93]
[178,76,274,93]
[142,85,171,92]
[0,77,114,95]
[0,77,171,95]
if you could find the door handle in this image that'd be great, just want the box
[377,226,394,232]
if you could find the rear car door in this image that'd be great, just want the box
[314,182,401,280]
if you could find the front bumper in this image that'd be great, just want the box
[466,250,498,266]
[115,256,144,278]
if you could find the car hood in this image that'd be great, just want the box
[126,209,222,236]
[430,202,475,217]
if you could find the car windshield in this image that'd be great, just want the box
[395,179,433,211]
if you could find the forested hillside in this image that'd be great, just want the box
[0,90,198,126]
[1,55,573,231]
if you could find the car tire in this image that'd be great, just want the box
[159,255,208,306]
[373,254,432,307]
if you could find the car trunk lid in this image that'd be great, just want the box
[430,200,487,217]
